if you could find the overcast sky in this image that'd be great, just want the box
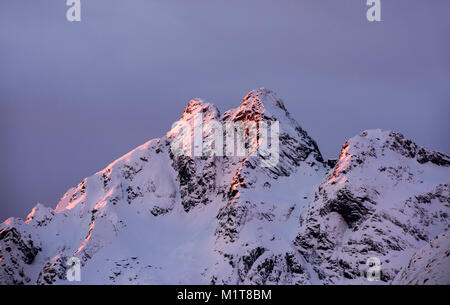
[1,0,449,221]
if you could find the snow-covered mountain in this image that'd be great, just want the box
[1,88,449,285]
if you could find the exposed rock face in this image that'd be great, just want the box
[0,89,448,285]
[0,219,41,284]
[36,255,68,285]
[168,99,222,212]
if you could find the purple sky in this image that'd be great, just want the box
[1,0,449,221]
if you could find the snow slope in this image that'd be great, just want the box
[1,89,449,284]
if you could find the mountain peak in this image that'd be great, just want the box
[229,88,288,122]
[181,98,220,121]
[25,203,54,226]
[243,88,287,111]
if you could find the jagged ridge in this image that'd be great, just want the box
[1,89,449,285]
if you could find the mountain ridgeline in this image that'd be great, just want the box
[1,88,449,284]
